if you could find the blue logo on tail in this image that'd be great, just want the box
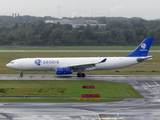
[141,43,147,49]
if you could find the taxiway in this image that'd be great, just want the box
[0,74,160,120]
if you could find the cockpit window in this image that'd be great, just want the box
[10,62,14,64]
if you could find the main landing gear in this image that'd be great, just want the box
[77,73,85,77]
[20,71,23,77]
[19,71,85,78]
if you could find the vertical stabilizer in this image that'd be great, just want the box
[126,37,154,57]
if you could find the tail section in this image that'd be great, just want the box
[126,37,154,57]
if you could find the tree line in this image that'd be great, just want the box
[0,16,160,46]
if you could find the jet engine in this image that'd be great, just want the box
[56,68,73,75]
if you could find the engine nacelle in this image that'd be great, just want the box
[56,68,73,75]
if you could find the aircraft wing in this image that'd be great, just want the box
[62,58,107,71]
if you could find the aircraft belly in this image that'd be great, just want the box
[20,63,56,71]
[25,67,52,71]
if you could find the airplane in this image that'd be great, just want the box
[6,37,154,77]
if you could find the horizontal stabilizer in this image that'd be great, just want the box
[137,56,152,63]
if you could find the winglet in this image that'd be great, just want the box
[99,58,107,63]
[126,37,154,57]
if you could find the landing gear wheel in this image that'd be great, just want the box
[77,73,85,77]
[20,71,23,77]
[77,73,81,77]
[82,73,85,77]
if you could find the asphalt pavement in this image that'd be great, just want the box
[0,75,160,119]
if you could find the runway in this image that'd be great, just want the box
[0,74,160,120]
[1,74,160,81]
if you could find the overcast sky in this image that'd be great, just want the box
[0,0,160,20]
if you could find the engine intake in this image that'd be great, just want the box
[56,68,73,75]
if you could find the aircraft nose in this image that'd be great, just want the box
[6,63,12,69]
[6,63,10,68]
[6,61,19,70]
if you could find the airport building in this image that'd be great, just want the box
[45,18,106,28]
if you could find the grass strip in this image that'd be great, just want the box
[0,80,142,98]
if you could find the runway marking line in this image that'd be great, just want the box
[98,103,160,119]
[145,82,151,87]
[97,114,101,120]
[65,107,102,120]
[101,117,123,119]
[154,81,160,86]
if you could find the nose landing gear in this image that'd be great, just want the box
[20,71,23,77]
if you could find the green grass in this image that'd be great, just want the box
[0,80,141,98]
[2,52,160,75]
[0,46,159,50]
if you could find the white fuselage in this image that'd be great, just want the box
[6,57,142,72]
